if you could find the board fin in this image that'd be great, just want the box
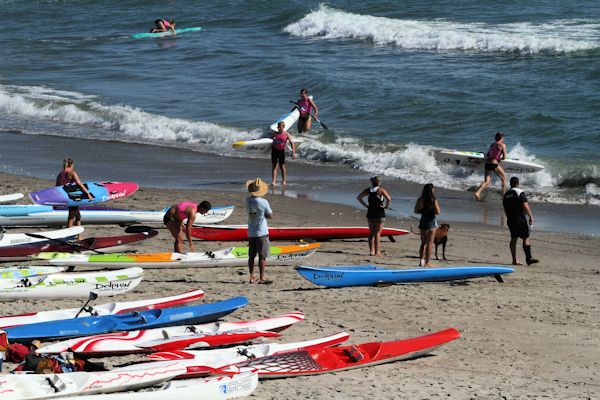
[493,274,504,283]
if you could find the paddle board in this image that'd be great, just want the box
[30,182,139,207]
[63,372,259,400]
[0,205,235,227]
[0,230,158,261]
[192,225,409,241]
[231,328,460,378]
[132,26,202,39]
[0,204,53,216]
[37,312,304,355]
[0,267,143,299]
[38,242,320,268]
[0,266,64,280]
[269,96,312,132]
[0,289,205,329]
[296,265,515,288]
[0,192,24,204]
[0,226,83,248]
[436,149,544,173]
[232,137,304,154]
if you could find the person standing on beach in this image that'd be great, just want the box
[414,183,441,267]
[246,178,273,284]
[503,177,539,265]
[474,132,508,201]
[357,176,391,256]
[296,88,318,134]
[56,157,93,229]
[163,201,212,253]
[272,121,296,186]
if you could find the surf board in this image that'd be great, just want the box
[0,204,53,216]
[30,182,139,207]
[436,149,544,173]
[0,193,24,205]
[132,27,202,39]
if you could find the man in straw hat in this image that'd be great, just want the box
[245,178,273,284]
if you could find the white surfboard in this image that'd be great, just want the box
[0,193,24,205]
[0,267,143,298]
[0,226,84,248]
[269,95,313,132]
[436,149,544,173]
[232,137,304,154]
[0,206,234,227]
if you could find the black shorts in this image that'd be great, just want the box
[249,235,270,261]
[163,214,179,224]
[271,148,285,165]
[485,163,499,171]
[508,220,529,239]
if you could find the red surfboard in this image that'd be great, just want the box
[191,226,409,241]
[231,328,460,378]
[137,331,281,352]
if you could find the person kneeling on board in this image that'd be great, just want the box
[503,177,539,266]
[271,121,296,186]
[150,18,176,34]
[163,201,211,253]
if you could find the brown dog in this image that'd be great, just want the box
[410,223,450,260]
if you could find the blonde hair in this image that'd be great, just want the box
[63,157,74,169]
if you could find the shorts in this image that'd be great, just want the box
[271,148,285,165]
[485,163,499,171]
[508,220,529,239]
[163,214,179,224]
[248,235,270,261]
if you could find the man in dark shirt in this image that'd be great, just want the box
[503,177,539,265]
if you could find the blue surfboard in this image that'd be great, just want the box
[132,27,202,39]
[295,265,514,288]
[0,205,53,216]
[5,296,248,342]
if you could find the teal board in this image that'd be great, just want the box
[132,27,202,39]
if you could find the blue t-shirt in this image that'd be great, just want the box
[246,196,272,237]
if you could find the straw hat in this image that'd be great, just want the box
[246,178,269,197]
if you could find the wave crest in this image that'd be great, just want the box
[284,5,600,54]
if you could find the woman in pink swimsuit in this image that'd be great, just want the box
[271,121,296,186]
[474,132,508,201]
[150,18,176,34]
[163,200,211,253]
[296,88,318,134]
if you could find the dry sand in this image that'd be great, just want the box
[1,172,600,399]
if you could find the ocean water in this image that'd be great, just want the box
[1,1,599,206]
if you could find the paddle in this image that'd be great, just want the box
[75,291,99,318]
[289,100,329,131]
[24,232,107,255]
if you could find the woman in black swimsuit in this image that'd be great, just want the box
[357,176,392,256]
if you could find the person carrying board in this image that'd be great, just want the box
[163,201,211,253]
[56,157,93,231]
[474,132,508,201]
[271,121,296,187]
[296,88,318,134]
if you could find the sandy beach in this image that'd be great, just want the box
[1,171,600,399]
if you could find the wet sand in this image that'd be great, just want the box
[1,171,600,398]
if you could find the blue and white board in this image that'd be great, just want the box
[296,265,514,288]
[132,27,202,39]
[0,204,53,216]
[270,96,313,132]
[436,149,544,173]
[0,193,24,205]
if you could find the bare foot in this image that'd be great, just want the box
[474,193,481,201]
[425,264,433,267]
[369,253,375,256]
[282,181,287,186]
[249,276,257,283]
[271,182,277,187]
[512,261,522,266]
[376,252,383,257]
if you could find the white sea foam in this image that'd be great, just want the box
[284,5,600,54]
[0,85,250,150]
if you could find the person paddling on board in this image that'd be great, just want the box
[503,177,539,266]
[150,18,176,34]
[56,157,93,231]
[163,201,211,253]
[357,176,391,257]
[474,132,507,201]
[296,88,318,134]
[271,121,296,187]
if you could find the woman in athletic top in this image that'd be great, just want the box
[296,88,318,134]
[56,157,93,230]
[150,18,176,34]
[474,132,507,201]
[357,176,392,256]
[163,201,211,253]
[271,121,296,186]
[414,183,441,267]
